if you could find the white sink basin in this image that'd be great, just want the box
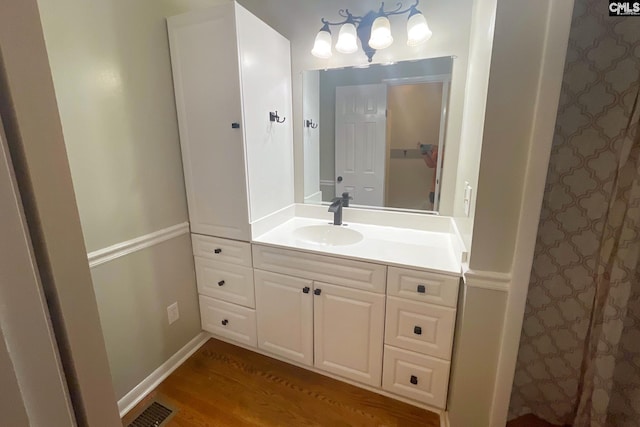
[293,224,363,247]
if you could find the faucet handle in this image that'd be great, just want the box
[341,192,353,207]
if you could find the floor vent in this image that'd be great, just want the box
[128,401,174,427]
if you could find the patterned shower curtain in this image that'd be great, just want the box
[508,0,640,425]
[572,88,640,426]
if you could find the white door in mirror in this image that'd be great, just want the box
[335,84,387,206]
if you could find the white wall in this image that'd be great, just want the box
[451,0,497,249]
[236,4,295,222]
[303,70,321,202]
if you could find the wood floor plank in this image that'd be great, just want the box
[123,338,440,427]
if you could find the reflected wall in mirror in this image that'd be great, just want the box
[303,56,452,214]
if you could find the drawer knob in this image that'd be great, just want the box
[417,284,426,293]
[214,248,222,254]
[410,375,418,385]
[314,288,322,296]
[221,319,228,326]
[218,280,225,287]
[414,326,422,335]
[302,286,310,294]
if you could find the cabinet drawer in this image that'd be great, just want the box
[385,297,456,360]
[387,267,459,308]
[252,244,386,293]
[192,234,252,267]
[199,295,257,347]
[195,257,255,308]
[382,345,450,409]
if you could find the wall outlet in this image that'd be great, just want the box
[167,302,179,325]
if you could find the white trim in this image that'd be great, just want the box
[88,222,190,268]
[303,191,323,203]
[117,332,209,417]
[464,269,511,292]
[489,1,575,426]
[383,73,452,85]
[441,411,451,427]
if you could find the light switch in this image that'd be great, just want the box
[464,182,473,217]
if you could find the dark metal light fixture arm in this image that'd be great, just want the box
[315,0,424,63]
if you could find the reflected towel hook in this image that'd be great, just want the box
[269,111,286,123]
[305,119,318,129]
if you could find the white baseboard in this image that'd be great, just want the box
[117,331,209,417]
[442,411,451,427]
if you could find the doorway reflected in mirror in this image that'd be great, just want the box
[303,56,451,214]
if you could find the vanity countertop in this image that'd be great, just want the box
[252,216,463,276]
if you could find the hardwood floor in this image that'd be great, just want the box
[507,414,563,427]
[123,338,440,427]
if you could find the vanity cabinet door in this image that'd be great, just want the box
[254,270,313,366]
[313,282,385,387]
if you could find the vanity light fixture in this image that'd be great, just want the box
[311,0,432,63]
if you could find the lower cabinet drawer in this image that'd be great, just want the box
[199,295,257,348]
[195,257,255,308]
[382,345,450,409]
[385,296,456,360]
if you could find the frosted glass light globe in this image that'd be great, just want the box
[311,29,333,59]
[407,12,432,46]
[369,16,393,50]
[335,22,358,54]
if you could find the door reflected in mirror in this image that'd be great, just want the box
[303,56,452,214]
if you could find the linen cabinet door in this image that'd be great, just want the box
[313,282,385,387]
[254,270,313,366]
[167,5,251,240]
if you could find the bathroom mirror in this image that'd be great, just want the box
[302,56,452,213]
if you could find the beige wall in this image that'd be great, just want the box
[0,0,121,423]
[35,0,229,401]
[0,331,29,427]
[92,235,200,399]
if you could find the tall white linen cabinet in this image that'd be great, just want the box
[167,2,294,242]
[167,2,296,355]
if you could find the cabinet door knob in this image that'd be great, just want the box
[214,248,222,254]
[414,326,422,335]
[314,288,322,296]
[302,286,310,294]
[221,319,229,326]
[417,284,426,293]
[218,280,225,287]
[410,375,418,385]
